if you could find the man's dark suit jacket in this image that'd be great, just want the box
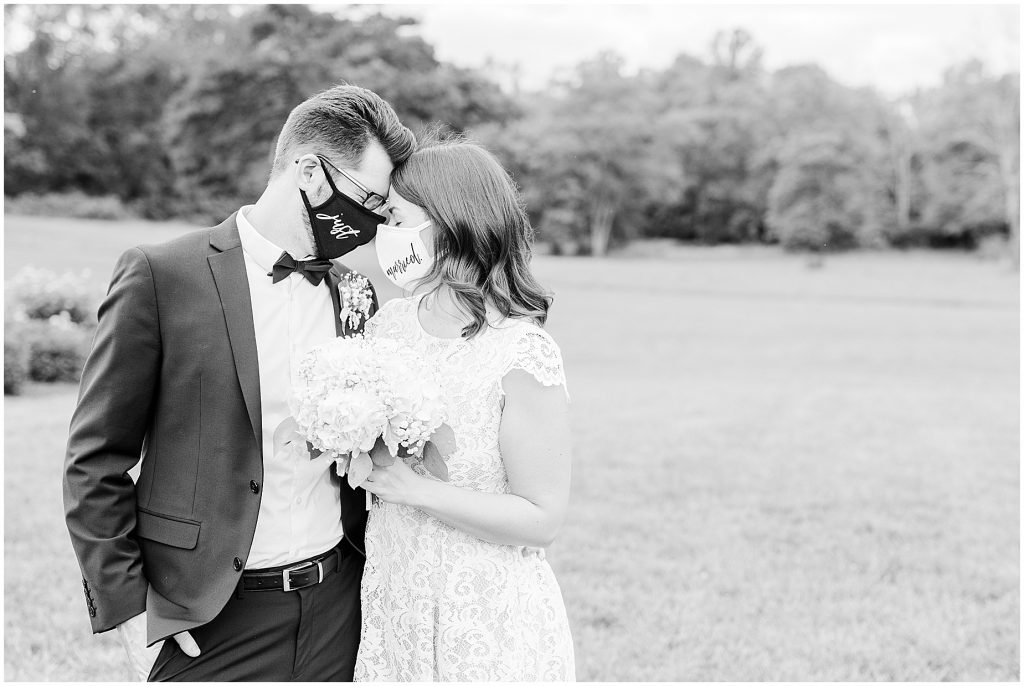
[63,214,374,645]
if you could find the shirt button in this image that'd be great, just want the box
[295,497,303,505]
[233,557,243,571]
[249,480,260,494]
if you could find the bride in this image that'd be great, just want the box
[355,138,576,681]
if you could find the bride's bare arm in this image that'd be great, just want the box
[362,369,572,548]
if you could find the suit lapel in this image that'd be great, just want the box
[208,215,263,453]
[323,265,366,549]
[325,268,344,337]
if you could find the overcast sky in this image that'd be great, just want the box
[344,3,1020,96]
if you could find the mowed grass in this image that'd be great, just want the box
[3,215,1020,681]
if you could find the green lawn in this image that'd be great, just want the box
[4,215,1020,680]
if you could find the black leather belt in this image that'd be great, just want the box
[241,543,348,592]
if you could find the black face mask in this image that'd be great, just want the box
[300,158,386,259]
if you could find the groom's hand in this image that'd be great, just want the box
[116,612,201,681]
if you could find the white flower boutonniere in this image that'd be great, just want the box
[338,271,374,333]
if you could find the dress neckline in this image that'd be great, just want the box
[412,292,524,342]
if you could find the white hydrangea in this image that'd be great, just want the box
[290,335,446,465]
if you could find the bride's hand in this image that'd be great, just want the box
[363,456,427,508]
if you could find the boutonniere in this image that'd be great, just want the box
[338,271,374,333]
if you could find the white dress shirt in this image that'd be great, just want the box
[236,206,345,569]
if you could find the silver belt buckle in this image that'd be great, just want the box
[281,560,324,592]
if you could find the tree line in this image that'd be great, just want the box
[4,5,1019,259]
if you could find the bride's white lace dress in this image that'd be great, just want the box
[353,294,576,682]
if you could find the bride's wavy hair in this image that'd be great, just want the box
[391,136,552,339]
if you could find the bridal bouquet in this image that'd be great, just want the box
[282,335,455,507]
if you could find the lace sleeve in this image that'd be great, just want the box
[364,296,411,340]
[363,304,383,338]
[499,327,570,402]
[363,297,392,338]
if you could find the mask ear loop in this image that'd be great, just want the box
[295,156,360,212]
[299,186,318,216]
[295,156,335,216]
[315,156,347,199]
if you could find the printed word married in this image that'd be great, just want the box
[386,243,423,279]
[316,213,360,239]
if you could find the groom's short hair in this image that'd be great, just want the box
[270,84,415,176]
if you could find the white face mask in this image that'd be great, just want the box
[375,219,434,290]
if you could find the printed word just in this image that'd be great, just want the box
[317,214,361,240]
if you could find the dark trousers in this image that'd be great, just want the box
[149,548,363,682]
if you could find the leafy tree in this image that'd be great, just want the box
[913,61,1019,264]
[759,64,900,250]
[478,52,684,256]
[766,131,890,251]
[4,5,106,194]
[649,30,774,243]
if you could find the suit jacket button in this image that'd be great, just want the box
[233,557,243,571]
[249,480,260,494]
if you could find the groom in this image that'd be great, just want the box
[63,85,414,681]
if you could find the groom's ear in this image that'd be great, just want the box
[296,153,319,185]
[294,154,322,192]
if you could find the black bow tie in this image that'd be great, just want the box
[271,253,333,286]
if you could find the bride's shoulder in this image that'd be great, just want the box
[497,318,563,362]
[494,318,569,398]
[499,317,558,342]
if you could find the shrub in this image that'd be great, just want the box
[4,266,100,386]
[4,327,31,395]
[22,316,93,383]
[4,191,134,220]
[975,233,1012,261]
[5,266,101,325]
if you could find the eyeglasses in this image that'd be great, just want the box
[315,155,389,211]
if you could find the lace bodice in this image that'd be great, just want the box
[353,295,576,682]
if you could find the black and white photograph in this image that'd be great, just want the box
[2,2,1020,682]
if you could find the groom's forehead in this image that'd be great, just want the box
[354,141,394,190]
